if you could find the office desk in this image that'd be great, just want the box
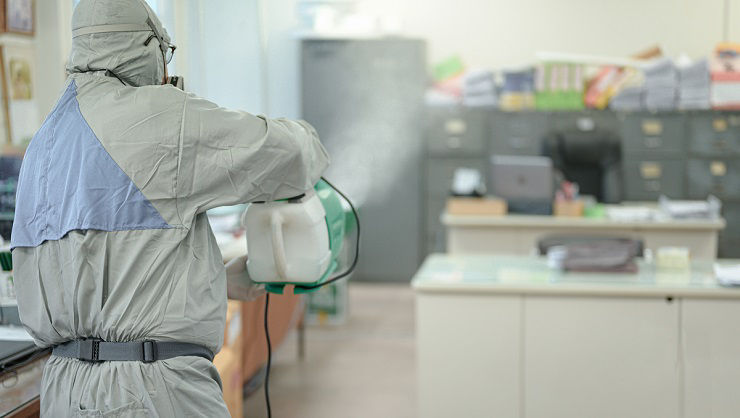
[0,349,48,417]
[412,254,740,418]
[443,212,726,259]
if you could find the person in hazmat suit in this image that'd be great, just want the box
[10,0,329,416]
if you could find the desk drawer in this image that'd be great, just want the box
[688,113,740,156]
[489,112,548,155]
[623,159,685,200]
[622,114,686,155]
[426,158,487,197]
[687,158,740,199]
[426,107,488,156]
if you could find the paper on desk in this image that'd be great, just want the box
[606,206,655,222]
[0,325,33,341]
[714,263,740,286]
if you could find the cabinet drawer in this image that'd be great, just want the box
[688,113,740,156]
[623,159,685,200]
[687,158,740,199]
[489,112,548,155]
[549,111,619,133]
[622,114,686,155]
[425,158,487,197]
[426,107,488,156]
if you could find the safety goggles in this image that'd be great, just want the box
[144,17,176,64]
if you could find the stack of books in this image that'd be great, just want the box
[499,68,536,111]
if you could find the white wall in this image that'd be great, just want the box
[34,0,71,120]
[358,0,736,69]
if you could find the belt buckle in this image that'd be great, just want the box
[142,340,158,363]
[78,338,103,362]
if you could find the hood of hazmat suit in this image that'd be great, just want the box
[11,0,329,416]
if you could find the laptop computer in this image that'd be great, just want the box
[490,155,554,200]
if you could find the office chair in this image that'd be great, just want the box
[543,128,623,203]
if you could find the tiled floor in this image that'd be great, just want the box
[243,283,417,418]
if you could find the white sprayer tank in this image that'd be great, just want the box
[244,190,331,284]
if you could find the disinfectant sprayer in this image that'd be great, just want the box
[244,178,360,418]
[244,178,360,294]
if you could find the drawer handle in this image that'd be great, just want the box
[445,119,467,135]
[713,139,728,149]
[642,120,663,136]
[640,162,662,179]
[713,118,729,132]
[711,161,727,177]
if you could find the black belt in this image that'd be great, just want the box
[52,339,214,363]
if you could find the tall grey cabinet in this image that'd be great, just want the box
[301,38,426,281]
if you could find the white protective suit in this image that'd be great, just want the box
[11,0,329,416]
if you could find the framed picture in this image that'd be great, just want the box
[0,47,10,145]
[2,44,37,146]
[6,0,32,35]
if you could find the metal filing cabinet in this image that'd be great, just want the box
[424,106,489,254]
[688,112,740,157]
[687,158,740,200]
[623,159,685,200]
[622,113,686,157]
[489,111,548,155]
[426,107,488,157]
[302,38,426,282]
[622,113,687,201]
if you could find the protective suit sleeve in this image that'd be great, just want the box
[224,255,266,301]
[178,94,330,222]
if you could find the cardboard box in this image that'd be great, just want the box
[553,199,585,217]
[214,301,243,418]
[446,197,507,216]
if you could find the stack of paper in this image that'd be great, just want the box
[659,195,721,219]
[462,70,498,107]
[714,263,740,286]
[678,57,711,110]
[643,58,678,111]
[610,85,644,110]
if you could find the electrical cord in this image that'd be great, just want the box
[294,177,361,291]
[262,177,360,418]
[264,293,272,418]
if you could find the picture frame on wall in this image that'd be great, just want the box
[0,47,12,145]
[5,0,33,36]
[1,43,37,146]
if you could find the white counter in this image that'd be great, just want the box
[443,212,726,259]
[413,254,740,299]
[412,254,740,418]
